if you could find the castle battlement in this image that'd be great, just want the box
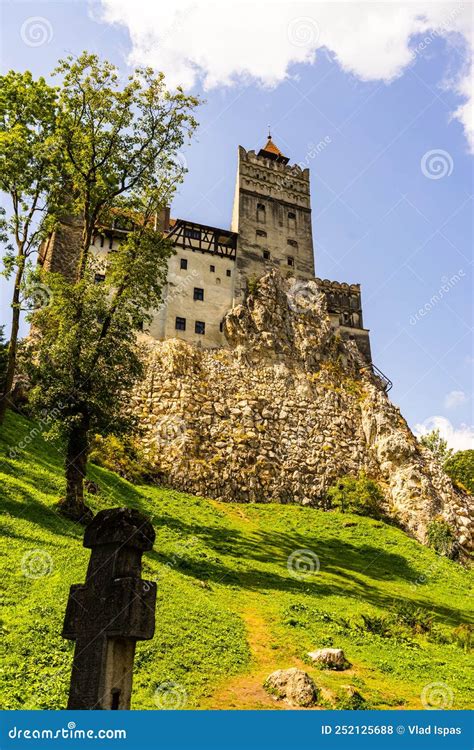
[39,136,372,359]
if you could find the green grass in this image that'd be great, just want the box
[1,411,473,710]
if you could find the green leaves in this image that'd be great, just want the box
[52,52,199,258]
[418,428,453,464]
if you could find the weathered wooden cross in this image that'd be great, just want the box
[62,507,156,709]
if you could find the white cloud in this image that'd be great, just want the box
[95,0,474,151]
[444,389,467,409]
[414,415,474,451]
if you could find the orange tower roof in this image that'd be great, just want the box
[258,133,289,164]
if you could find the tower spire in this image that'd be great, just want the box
[258,130,289,164]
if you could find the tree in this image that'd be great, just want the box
[326,473,385,518]
[444,450,474,494]
[0,326,8,395]
[30,53,199,522]
[418,429,453,464]
[0,71,59,425]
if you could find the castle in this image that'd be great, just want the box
[37,135,474,550]
[40,135,372,361]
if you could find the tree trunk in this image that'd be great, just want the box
[0,259,23,426]
[58,416,93,524]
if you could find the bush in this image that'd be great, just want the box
[326,473,385,518]
[89,434,160,484]
[392,602,433,634]
[418,428,453,463]
[358,614,393,637]
[427,517,455,557]
[336,687,368,710]
[451,624,473,652]
[444,450,474,494]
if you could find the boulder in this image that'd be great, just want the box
[264,668,317,707]
[307,648,349,670]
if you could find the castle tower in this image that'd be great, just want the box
[231,135,315,301]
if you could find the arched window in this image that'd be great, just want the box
[288,211,296,231]
[257,203,266,223]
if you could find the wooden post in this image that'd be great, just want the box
[62,507,156,709]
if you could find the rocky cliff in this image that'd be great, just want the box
[131,272,473,553]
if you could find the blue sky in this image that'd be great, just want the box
[0,1,472,447]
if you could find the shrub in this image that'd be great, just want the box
[451,624,473,652]
[444,450,474,494]
[393,602,433,634]
[336,687,368,710]
[418,429,453,463]
[89,434,160,484]
[326,473,385,518]
[359,614,392,637]
[427,517,455,557]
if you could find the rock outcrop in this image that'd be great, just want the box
[307,648,349,670]
[131,271,473,552]
[264,668,318,707]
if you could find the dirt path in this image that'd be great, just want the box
[199,605,312,710]
[201,501,319,709]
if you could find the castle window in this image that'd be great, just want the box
[195,320,205,335]
[226,269,231,277]
[256,229,267,238]
[257,203,266,223]
[263,250,270,260]
[210,264,215,273]
[180,258,188,270]
[175,317,186,331]
[287,256,294,267]
[288,212,296,231]
[94,273,106,284]
[184,227,201,240]
[216,278,221,285]
[287,239,298,248]
[193,287,204,301]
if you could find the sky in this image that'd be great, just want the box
[0,0,473,449]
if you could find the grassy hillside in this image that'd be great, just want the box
[1,411,473,710]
